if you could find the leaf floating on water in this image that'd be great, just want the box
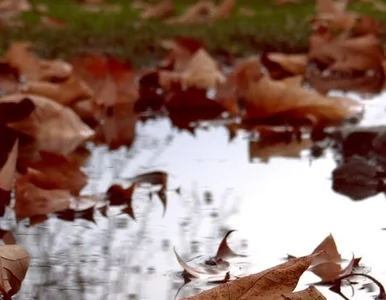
[282,286,326,300]
[0,139,18,196]
[214,230,246,261]
[1,94,95,155]
[181,254,317,300]
[0,245,30,297]
[174,248,228,280]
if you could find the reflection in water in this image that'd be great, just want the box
[5,91,386,299]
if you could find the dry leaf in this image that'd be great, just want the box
[262,52,307,80]
[15,175,71,220]
[236,70,362,126]
[0,140,17,193]
[24,76,93,106]
[0,245,30,296]
[160,49,226,90]
[4,43,72,81]
[141,0,175,19]
[181,49,226,89]
[249,138,311,163]
[174,248,230,280]
[167,1,216,24]
[282,286,326,299]
[0,94,95,155]
[310,234,341,265]
[307,35,385,94]
[213,0,235,19]
[24,152,87,195]
[181,254,317,300]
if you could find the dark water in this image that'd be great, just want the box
[7,91,386,299]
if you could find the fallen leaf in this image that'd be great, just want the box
[106,184,135,219]
[230,58,363,126]
[0,94,95,155]
[0,245,30,296]
[140,0,175,19]
[332,156,384,200]
[24,152,87,195]
[249,137,311,163]
[262,52,307,80]
[15,174,72,220]
[311,234,341,265]
[181,254,317,299]
[167,0,216,24]
[4,42,72,81]
[282,286,326,299]
[174,248,230,280]
[310,254,356,284]
[24,76,93,106]
[213,0,235,19]
[160,49,226,90]
[0,140,18,195]
[307,35,385,95]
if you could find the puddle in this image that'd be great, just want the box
[6,91,386,299]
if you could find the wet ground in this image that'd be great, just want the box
[7,90,386,300]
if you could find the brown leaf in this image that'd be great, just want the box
[181,49,226,89]
[94,108,136,150]
[24,152,87,195]
[0,231,15,245]
[174,248,230,280]
[307,35,385,94]
[0,245,30,296]
[167,1,216,24]
[0,140,18,193]
[0,94,95,155]
[160,49,226,90]
[311,234,341,265]
[181,254,316,300]
[281,286,326,300]
[4,42,72,81]
[316,0,349,15]
[15,175,72,220]
[215,230,246,261]
[249,137,311,163]
[232,64,363,126]
[213,0,235,19]
[309,255,356,284]
[141,0,175,19]
[24,76,93,106]
[262,53,307,80]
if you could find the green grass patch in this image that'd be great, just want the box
[0,0,384,65]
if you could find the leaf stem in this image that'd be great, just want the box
[335,273,386,300]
